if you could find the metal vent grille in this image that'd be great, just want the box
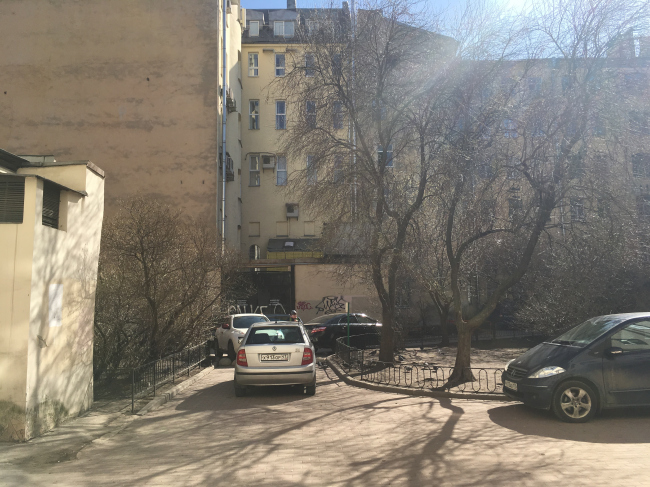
[42,181,60,229]
[0,176,25,224]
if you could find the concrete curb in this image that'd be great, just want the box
[137,366,215,415]
[326,356,513,402]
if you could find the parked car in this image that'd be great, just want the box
[216,314,270,361]
[233,322,317,397]
[265,313,303,324]
[311,322,382,351]
[502,313,650,422]
[303,313,380,334]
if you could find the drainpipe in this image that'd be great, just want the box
[221,0,228,254]
[350,0,357,216]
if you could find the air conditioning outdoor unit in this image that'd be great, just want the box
[286,203,299,218]
[262,155,276,169]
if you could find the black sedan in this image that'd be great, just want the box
[304,313,381,351]
[502,313,650,422]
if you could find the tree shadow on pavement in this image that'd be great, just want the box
[488,403,650,443]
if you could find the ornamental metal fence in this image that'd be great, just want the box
[335,336,506,395]
[131,341,209,412]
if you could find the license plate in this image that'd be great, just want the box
[260,354,289,362]
[504,380,517,391]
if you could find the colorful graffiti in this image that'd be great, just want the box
[296,301,312,311]
[315,295,348,315]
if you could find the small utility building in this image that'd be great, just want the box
[0,149,104,441]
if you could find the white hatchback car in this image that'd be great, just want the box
[234,322,317,397]
[216,313,270,361]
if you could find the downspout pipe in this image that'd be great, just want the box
[221,0,228,254]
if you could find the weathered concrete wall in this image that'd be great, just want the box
[294,264,381,323]
[0,0,223,221]
[0,164,104,441]
[0,177,37,441]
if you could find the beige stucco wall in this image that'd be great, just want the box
[294,264,381,323]
[0,164,104,441]
[0,0,242,247]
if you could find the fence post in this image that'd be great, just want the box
[153,362,157,397]
[360,350,364,380]
[188,348,190,377]
[131,368,135,414]
[172,353,175,384]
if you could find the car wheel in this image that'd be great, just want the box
[234,379,246,397]
[227,341,236,362]
[215,343,223,359]
[552,380,597,423]
[305,379,316,396]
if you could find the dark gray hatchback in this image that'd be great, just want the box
[502,313,650,422]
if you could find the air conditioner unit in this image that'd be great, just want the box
[262,155,276,169]
[286,203,299,218]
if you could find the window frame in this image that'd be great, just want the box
[249,155,260,187]
[249,100,260,130]
[377,144,393,168]
[248,53,259,77]
[249,21,259,37]
[0,176,25,224]
[274,21,294,38]
[276,100,286,130]
[307,155,317,184]
[275,53,285,77]
[276,156,288,186]
[306,100,317,128]
[305,53,315,77]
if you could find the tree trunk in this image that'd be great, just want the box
[440,308,450,347]
[446,326,475,387]
[379,309,395,362]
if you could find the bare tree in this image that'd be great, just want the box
[93,198,251,378]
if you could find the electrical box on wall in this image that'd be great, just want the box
[286,203,299,218]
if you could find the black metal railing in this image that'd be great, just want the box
[335,336,505,395]
[131,341,209,412]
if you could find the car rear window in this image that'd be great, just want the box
[307,315,341,325]
[247,327,305,344]
[233,316,270,329]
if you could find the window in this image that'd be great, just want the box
[561,75,571,93]
[276,221,288,237]
[568,153,585,179]
[333,101,343,129]
[637,195,650,221]
[249,21,259,37]
[275,53,285,77]
[506,159,519,179]
[531,118,545,137]
[274,21,294,37]
[570,198,585,222]
[306,100,316,128]
[276,156,287,185]
[331,53,342,78]
[527,77,541,96]
[630,111,650,135]
[42,182,60,229]
[0,176,25,224]
[307,155,317,184]
[333,155,344,183]
[249,155,260,186]
[377,145,393,168]
[249,100,259,130]
[610,320,650,352]
[248,53,258,77]
[477,159,493,179]
[305,53,315,77]
[304,221,315,236]
[276,101,286,130]
[307,20,319,35]
[503,119,518,138]
[249,222,260,237]
[249,244,261,260]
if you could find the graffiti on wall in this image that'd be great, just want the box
[315,295,348,315]
[296,301,312,311]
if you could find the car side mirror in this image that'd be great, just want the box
[222,323,230,330]
[605,346,623,358]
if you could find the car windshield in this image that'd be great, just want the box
[247,327,305,344]
[550,316,625,347]
[233,315,270,329]
[308,315,340,325]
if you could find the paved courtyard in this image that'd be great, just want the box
[2,364,650,486]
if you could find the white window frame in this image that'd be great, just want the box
[308,20,319,35]
[306,100,316,128]
[276,101,286,130]
[333,100,343,129]
[248,53,259,77]
[249,155,260,186]
[503,119,518,138]
[274,21,294,38]
[276,156,288,186]
[249,21,259,37]
[305,53,315,77]
[275,53,285,77]
[249,100,259,130]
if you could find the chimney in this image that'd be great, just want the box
[287,0,296,9]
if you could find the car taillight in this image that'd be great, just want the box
[301,348,314,365]
[236,349,248,366]
[311,327,326,334]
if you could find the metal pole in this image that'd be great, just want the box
[188,349,191,377]
[153,363,156,397]
[347,301,351,346]
[220,0,228,254]
[172,353,175,384]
